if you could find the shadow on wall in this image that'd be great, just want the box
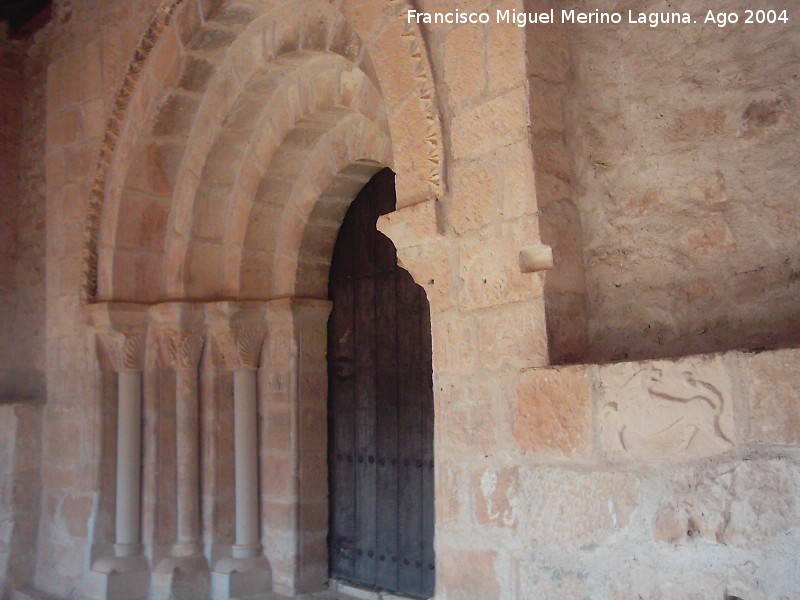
[0,369,47,405]
[526,0,800,364]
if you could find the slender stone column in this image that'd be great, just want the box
[85,303,150,600]
[207,302,271,598]
[233,367,261,557]
[174,367,201,553]
[150,303,206,580]
[115,367,145,559]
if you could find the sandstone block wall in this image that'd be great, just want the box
[556,0,800,362]
[437,346,800,599]
[0,403,43,597]
[0,28,46,405]
[0,0,797,598]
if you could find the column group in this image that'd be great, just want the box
[86,302,271,600]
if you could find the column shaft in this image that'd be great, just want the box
[174,368,200,554]
[233,369,260,556]
[115,369,143,556]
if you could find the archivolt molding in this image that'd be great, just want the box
[85,0,444,304]
[82,0,191,304]
[165,53,390,298]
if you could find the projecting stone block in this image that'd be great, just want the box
[598,354,735,460]
[211,556,271,599]
[83,564,150,600]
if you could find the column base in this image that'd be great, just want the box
[84,556,149,600]
[212,556,271,599]
[154,553,208,574]
[152,555,210,600]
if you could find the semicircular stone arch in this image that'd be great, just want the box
[171,51,391,299]
[87,0,443,304]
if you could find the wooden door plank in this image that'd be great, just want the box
[420,296,436,597]
[396,268,424,596]
[374,268,399,592]
[328,277,357,578]
[328,168,435,598]
[353,275,377,585]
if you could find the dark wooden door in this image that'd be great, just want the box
[328,169,435,599]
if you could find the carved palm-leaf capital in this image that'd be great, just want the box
[96,331,147,372]
[210,328,265,371]
[86,302,149,372]
[157,329,205,370]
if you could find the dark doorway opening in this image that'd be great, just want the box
[327,168,435,599]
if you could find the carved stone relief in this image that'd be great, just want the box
[599,355,735,460]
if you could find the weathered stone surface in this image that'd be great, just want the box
[473,466,519,530]
[451,86,529,160]
[513,365,592,457]
[437,373,513,457]
[436,460,465,530]
[748,348,800,444]
[457,217,542,311]
[607,568,725,600]
[438,547,501,600]
[652,459,797,549]
[516,561,589,599]
[7,0,800,598]
[598,354,736,460]
[568,0,800,361]
[517,468,639,549]
[444,24,484,105]
[479,301,547,371]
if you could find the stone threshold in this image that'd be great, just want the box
[271,580,423,600]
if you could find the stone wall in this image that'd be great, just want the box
[438,346,800,599]
[37,0,162,595]
[0,403,43,597]
[0,25,47,598]
[0,27,47,405]
[0,0,796,598]
[526,0,589,364]
[559,0,800,362]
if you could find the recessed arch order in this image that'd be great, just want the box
[84,0,444,304]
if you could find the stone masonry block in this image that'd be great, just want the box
[598,354,736,461]
[513,365,592,457]
[451,86,528,161]
[748,348,800,444]
[516,468,639,550]
[438,547,501,600]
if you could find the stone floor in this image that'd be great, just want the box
[268,580,416,600]
[11,587,414,600]
[11,579,418,600]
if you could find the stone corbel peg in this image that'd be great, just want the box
[86,303,150,584]
[150,303,206,577]
[519,244,554,273]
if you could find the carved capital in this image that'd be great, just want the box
[204,302,268,371]
[213,328,265,371]
[156,330,205,370]
[148,303,206,370]
[96,332,147,372]
[86,303,149,372]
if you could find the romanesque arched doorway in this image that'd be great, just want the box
[327,169,435,599]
